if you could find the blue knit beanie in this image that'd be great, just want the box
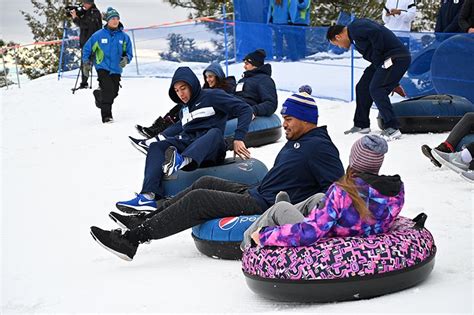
[105,7,120,21]
[281,92,318,124]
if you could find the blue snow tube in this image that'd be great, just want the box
[456,134,474,152]
[162,157,268,198]
[431,34,474,104]
[225,114,282,149]
[400,42,439,98]
[192,215,260,260]
[377,94,474,133]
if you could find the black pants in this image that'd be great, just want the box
[131,176,264,242]
[354,56,411,129]
[446,112,474,148]
[97,69,121,120]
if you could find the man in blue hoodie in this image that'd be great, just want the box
[327,19,411,141]
[115,66,253,213]
[82,7,133,123]
[90,90,344,261]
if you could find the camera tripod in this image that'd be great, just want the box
[71,64,93,94]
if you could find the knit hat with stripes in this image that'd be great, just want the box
[349,135,388,174]
[281,91,318,124]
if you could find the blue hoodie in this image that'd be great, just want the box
[267,0,291,24]
[82,23,133,75]
[347,18,410,67]
[166,67,252,141]
[248,126,344,210]
[289,0,311,25]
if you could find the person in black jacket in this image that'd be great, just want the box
[459,0,474,33]
[327,19,411,141]
[435,0,465,33]
[69,0,102,89]
[135,63,236,139]
[90,91,344,261]
[235,49,278,118]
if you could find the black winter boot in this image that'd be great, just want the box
[90,227,138,261]
[421,145,442,168]
[109,211,146,230]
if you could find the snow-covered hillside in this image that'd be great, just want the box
[1,61,472,314]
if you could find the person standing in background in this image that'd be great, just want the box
[69,0,102,89]
[382,0,417,32]
[435,0,465,33]
[289,0,311,60]
[82,7,133,123]
[459,0,474,32]
[267,0,291,60]
[327,19,411,141]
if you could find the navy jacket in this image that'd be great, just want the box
[459,0,474,32]
[235,64,278,117]
[348,18,410,67]
[166,67,252,141]
[435,0,465,33]
[248,126,344,210]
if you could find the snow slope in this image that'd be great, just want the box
[1,61,472,314]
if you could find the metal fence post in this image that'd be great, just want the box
[350,12,355,102]
[14,47,21,88]
[131,29,139,75]
[232,12,237,62]
[1,53,9,89]
[58,20,67,81]
[222,4,229,76]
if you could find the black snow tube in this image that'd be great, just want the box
[225,114,282,149]
[377,94,474,133]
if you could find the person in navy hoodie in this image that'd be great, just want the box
[90,90,344,261]
[235,49,278,118]
[134,63,236,140]
[326,19,411,141]
[435,0,465,33]
[115,66,253,213]
[82,7,133,123]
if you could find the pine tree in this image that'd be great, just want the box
[19,0,71,79]
[0,39,18,87]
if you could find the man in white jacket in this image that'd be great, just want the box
[382,0,417,32]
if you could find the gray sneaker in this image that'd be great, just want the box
[344,126,371,135]
[380,128,402,141]
[432,149,469,173]
[461,171,474,183]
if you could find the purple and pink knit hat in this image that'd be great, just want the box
[349,135,388,174]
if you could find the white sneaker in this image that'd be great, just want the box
[431,149,469,173]
[461,171,474,183]
[380,128,402,141]
[344,126,371,135]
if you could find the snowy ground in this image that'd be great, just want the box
[1,61,472,314]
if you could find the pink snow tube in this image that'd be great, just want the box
[242,214,436,302]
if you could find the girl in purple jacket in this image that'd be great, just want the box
[244,134,405,248]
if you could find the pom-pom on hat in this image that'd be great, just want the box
[281,91,318,124]
[349,135,388,174]
[105,7,120,21]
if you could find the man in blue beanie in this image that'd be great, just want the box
[83,7,133,123]
[90,88,345,261]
